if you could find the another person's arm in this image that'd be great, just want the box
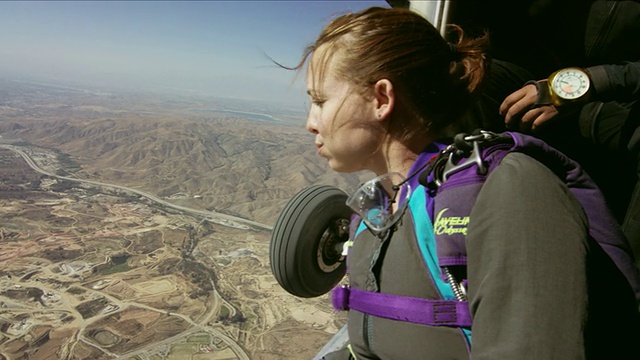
[499,60,640,132]
[587,61,640,102]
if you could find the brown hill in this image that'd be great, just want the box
[0,80,372,225]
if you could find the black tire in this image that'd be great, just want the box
[270,185,352,298]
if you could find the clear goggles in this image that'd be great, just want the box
[346,172,412,234]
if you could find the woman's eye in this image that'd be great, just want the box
[312,99,326,106]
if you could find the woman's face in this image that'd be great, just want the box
[305,52,384,173]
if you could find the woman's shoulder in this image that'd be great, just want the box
[487,151,572,194]
[474,151,588,227]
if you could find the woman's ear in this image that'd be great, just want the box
[373,79,395,121]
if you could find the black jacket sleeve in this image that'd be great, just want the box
[587,61,640,103]
[578,61,640,148]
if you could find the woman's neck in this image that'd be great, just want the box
[374,137,432,177]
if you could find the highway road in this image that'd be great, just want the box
[1,144,274,231]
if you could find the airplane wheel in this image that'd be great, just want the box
[270,185,351,298]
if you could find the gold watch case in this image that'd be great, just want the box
[547,67,591,106]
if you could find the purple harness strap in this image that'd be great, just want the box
[332,285,472,327]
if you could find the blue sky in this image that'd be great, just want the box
[0,1,389,107]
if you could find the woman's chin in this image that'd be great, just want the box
[328,160,357,173]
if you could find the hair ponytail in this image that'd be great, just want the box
[447,24,490,97]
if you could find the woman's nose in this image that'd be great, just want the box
[306,109,318,134]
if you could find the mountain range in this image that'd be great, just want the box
[0,78,372,225]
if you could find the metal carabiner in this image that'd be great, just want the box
[442,139,488,182]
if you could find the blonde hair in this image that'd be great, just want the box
[290,7,490,139]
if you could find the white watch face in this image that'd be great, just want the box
[551,68,590,100]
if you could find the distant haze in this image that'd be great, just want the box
[0,1,387,108]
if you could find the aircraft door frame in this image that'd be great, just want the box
[409,0,450,35]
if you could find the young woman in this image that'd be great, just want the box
[289,7,639,359]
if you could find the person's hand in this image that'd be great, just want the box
[499,83,559,133]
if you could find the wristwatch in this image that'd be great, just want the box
[548,67,591,104]
[527,67,592,107]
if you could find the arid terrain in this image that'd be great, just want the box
[0,78,366,359]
